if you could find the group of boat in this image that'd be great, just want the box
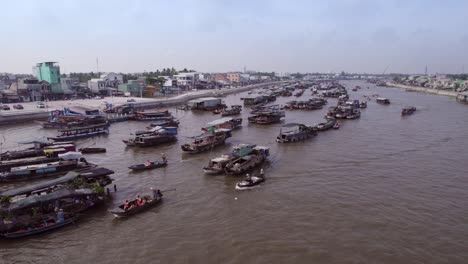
[283,98,327,110]
[248,104,286,124]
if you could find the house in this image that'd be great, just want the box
[227,73,240,83]
[34,62,62,95]
[60,77,80,96]
[12,78,51,101]
[118,80,142,97]
[174,72,200,89]
[88,72,123,95]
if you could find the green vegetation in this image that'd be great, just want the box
[0,195,11,204]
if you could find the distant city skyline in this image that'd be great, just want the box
[1,0,468,74]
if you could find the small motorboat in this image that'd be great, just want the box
[235,171,265,190]
[110,194,162,218]
[128,160,167,171]
[333,122,340,129]
[212,109,222,115]
[79,147,106,154]
[2,216,77,238]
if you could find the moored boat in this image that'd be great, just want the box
[2,216,77,238]
[313,118,336,132]
[133,110,172,121]
[79,147,106,154]
[204,117,242,131]
[203,144,256,174]
[123,127,177,147]
[221,105,242,116]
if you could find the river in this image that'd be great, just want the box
[1,80,468,264]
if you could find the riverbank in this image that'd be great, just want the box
[385,82,458,97]
[0,81,286,126]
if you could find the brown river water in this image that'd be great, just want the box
[1,80,468,264]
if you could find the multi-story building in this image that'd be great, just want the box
[35,62,62,94]
[226,73,240,83]
[88,72,123,94]
[60,77,80,95]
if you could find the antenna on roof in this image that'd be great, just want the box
[96,57,99,74]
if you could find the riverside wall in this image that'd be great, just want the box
[386,82,458,97]
[0,81,287,126]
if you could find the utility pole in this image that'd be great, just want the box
[96,57,100,74]
[425,66,428,75]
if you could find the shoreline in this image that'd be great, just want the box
[0,81,286,126]
[385,82,458,98]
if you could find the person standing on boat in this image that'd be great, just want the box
[151,188,162,199]
[161,153,167,163]
[57,209,64,223]
[144,160,151,167]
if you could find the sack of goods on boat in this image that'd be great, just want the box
[204,117,242,131]
[203,144,257,174]
[224,146,270,175]
[277,123,317,143]
[110,189,163,218]
[401,106,416,115]
[235,170,265,190]
[123,127,177,147]
[181,129,232,154]
[48,123,110,141]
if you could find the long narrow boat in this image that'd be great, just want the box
[79,147,106,154]
[48,123,110,141]
[128,160,167,171]
[110,196,162,218]
[2,216,77,238]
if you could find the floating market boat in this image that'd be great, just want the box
[147,119,180,128]
[235,171,265,190]
[2,216,77,238]
[181,129,232,154]
[359,101,367,108]
[128,160,167,171]
[203,144,256,175]
[313,118,337,132]
[48,123,110,141]
[401,106,416,116]
[204,117,242,131]
[224,146,270,175]
[277,123,317,143]
[79,147,106,154]
[133,110,172,121]
[123,127,177,147]
[110,191,163,218]
[1,140,76,161]
[0,156,60,173]
[221,105,242,116]
[346,109,361,119]
[0,159,91,182]
[376,97,391,104]
[248,105,285,124]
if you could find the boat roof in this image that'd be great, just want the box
[207,117,233,126]
[0,168,114,197]
[282,123,304,127]
[376,97,388,100]
[6,188,95,212]
[17,139,51,145]
[59,123,108,132]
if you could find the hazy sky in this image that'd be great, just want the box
[1,0,468,74]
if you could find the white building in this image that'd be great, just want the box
[88,72,123,94]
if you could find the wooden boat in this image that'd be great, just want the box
[123,128,177,147]
[110,195,162,218]
[48,123,109,141]
[204,117,242,131]
[79,147,106,154]
[221,105,242,116]
[346,109,361,119]
[225,146,270,175]
[313,118,336,132]
[376,97,391,104]
[0,156,60,173]
[2,216,77,238]
[147,119,180,128]
[277,123,317,143]
[1,141,75,161]
[181,129,232,154]
[203,144,256,174]
[128,160,167,171]
[401,106,416,116]
[0,160,89,182]
[235,172,265,190]
[359,101,367,108]
[133,110,172,121]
